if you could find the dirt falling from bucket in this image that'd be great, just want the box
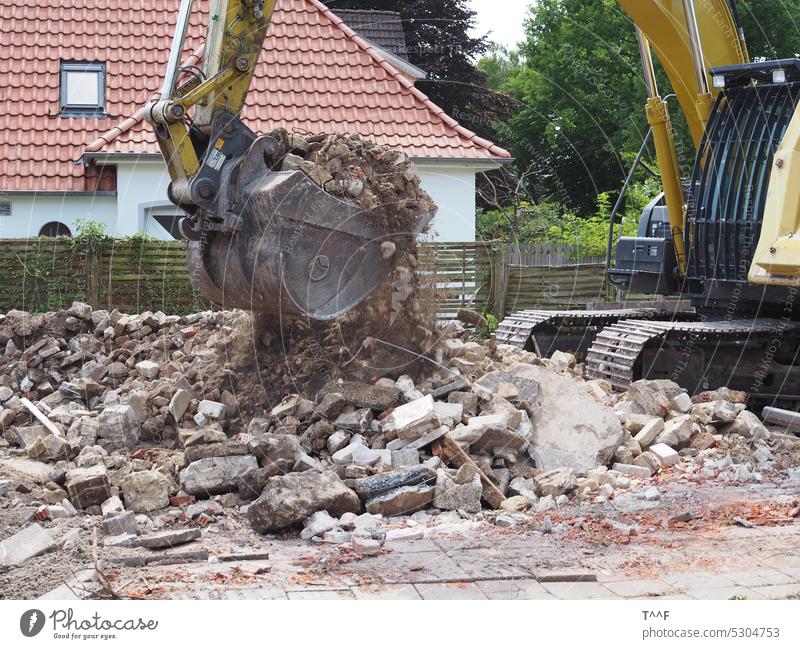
[219,130,445,405]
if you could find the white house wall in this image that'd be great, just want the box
[1,158,493,242]
[0,192,117,238]
[414,162,480,242]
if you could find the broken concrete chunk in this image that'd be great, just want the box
[634,417,664,447]
[66,465,111,509]
[534,467,576,497]
[383,394,440,441]
[315,392,346,419]
[331,381,400,411]
[628,379,672,416]
[0,523,56,566]
[395,375,425,401]
[548,350,576,371]
[433,401,463,427]
[198,400,227,420]
[121,470,171,513]
[301,510,339,540]
[523,365,625,471]
[326,430,351,455]
[633,451,662,475]
[448,391,478,416]
[433,469,482,513]
[365,484,434,516]
[26,433,69,462]
[101,495,124,516]
[612,463,652,479]
[449,413,508,445]
[727,410,768,439]
[670,392,693,413]
[331,438,367,465]
[477,368,540,403]
[134,359,159,380]
[137,528,201,549]
[352,465,435,500]
[96,404,140,449]
[179,455,258,496]
[649,443,679,467]
[169,389,192,422]
[391,447,420,468]
[655,414,694,448]
[334,408,373,433]
[248,471,360,534]
[102,511,137,536]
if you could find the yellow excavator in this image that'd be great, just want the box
[146,0,432,321]
[497,0,800,406]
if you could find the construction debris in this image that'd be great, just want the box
[1,304,799,598]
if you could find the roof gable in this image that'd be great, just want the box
[1,0,509,193]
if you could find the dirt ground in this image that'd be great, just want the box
[3,464,798,600]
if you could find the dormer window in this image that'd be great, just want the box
[60,61,105,116]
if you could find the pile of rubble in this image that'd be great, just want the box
[270,128,436,234]
[1,303,798,576]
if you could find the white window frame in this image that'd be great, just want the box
[60,61,106,117]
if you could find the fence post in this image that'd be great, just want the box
[491,243,507,320]
[86,241,100,307]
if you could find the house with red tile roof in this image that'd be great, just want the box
[0,0,510,242]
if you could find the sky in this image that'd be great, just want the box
[469,0,532,50]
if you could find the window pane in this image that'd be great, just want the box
[66,71,100,106]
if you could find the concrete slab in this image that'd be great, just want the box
[476,579,555,600]
[415,581,488,600]
[726,569,799,588]
[379,550,472,584]
[0,523,56,566]
[684,586,758,600]
[664,571,737,590]
[287,590,355,600]
[450,547,534,580]
[747,584,800,600]
[603,579,677,598]
[352,584,421,600]
[541,581,618,599]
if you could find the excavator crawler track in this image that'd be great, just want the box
[496,307,695,351]
[586,318,799,391]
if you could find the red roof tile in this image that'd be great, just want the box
[1,0,509,193]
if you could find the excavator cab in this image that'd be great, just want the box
[608,194,679,296]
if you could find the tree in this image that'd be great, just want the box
[326,0,508,143]
[478,45,523,91]
[495,0,650,211]
[736,1,800,59]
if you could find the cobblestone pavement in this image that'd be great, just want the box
[97,520,800,600]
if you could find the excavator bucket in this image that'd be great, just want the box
[187,168,433,321]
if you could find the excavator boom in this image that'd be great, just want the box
[146,0,434,320]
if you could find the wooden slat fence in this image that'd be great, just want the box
[417,241,494,319]
[95,239,210,314]
[502,263,614,316]
[502,241,605,266]
[0,238,661,321]
[0,238,89,313]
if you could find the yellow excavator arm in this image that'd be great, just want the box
[147,0,277,206]
[618,1,800,286]
[618,0,748,146]
[616,0,748,278]
[145,0,435,320]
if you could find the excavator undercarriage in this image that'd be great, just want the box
[498,7,800,408]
